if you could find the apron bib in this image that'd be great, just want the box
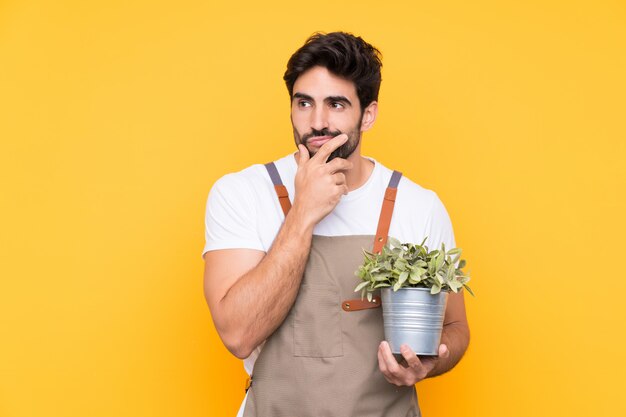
[243,163,420,417]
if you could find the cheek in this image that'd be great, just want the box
[333,114,360,132]
[291,112,307,130]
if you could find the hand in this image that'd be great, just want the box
[292,134,353,227]
[377,341,450,386]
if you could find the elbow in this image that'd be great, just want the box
[227,342,254,360]
[211,309,256,359]
[221,331,255,360]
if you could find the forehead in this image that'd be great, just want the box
[292,66,358,100]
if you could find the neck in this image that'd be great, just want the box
[344,148,374,191]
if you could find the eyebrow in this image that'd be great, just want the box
[293,92,352,107]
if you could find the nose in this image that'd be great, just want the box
[310,106,329,131]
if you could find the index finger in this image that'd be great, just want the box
[400,344,422,371]
[311,133,348,162]
[379,341,403,375]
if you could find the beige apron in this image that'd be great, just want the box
[243,163,420,417]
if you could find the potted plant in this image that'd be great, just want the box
[354,237,474,355]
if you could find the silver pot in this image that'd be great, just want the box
[381,287,449,355]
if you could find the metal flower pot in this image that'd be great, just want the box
[381,287,449,355]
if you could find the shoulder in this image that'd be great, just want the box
[207,153,297,216]
[212,153,296,191]
[211,164,268,195]
[203,157,293,255]
[208,162,279,210]
[371,158,455,247]
[372,158,440,210]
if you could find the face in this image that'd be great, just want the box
[290,66,365,161]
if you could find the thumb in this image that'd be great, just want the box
[297,144,310,166]
[439,344,450,359]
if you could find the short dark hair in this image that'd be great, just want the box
[283,32,383,111]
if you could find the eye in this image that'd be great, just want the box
[298,100,312,108]
[330,102,345,109]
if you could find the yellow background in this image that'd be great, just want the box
[1,0,625,416]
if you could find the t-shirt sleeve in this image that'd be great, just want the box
[202,174,264,258]
[424,192,457,251]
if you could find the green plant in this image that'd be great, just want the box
[354,237,474,301]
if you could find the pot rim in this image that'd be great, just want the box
[381,287,450,293]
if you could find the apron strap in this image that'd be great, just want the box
[341,170,402,314]
[264,162,292,217]
[372,170,402,254]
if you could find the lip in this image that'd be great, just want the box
[307,136,333,147]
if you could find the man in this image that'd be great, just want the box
[203,32,470,416]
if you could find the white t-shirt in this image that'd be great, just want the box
[203,152,456,369]
[203,153,456,414]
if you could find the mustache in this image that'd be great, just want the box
[302,128,343,143]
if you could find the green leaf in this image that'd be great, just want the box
[446,264,456,280]
[354,281,370,292]
[428,257,436,273]
[435,252,444,271]
[448,280,460,292]
[409,267,424,282]
[463,284,475,297]
[398,271,409,286]
[388,236,402,248]
[354,236,473,298]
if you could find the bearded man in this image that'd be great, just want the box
[203,31,470,417]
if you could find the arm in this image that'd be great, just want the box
[377,193,469,385]
[203,135,353,359]
[427,290,470,377]
[203,206,313,359]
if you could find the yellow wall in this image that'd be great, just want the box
[1,0,625,416]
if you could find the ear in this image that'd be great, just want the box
[360,101,378,132]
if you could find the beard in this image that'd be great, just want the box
[293,120,362,162]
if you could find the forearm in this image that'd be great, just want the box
[427,321,470,378]
[217,207,313,358]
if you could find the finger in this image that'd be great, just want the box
[400,344,422,371]
[377,343,390,375]
[312,133,348,162]
[333,172,346,186]
[377,343,397,385]
[297,144,309,166]
[439,343,450,359]
[379,341,402,376]
[381,341,414,386]
[324,157,353,174]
